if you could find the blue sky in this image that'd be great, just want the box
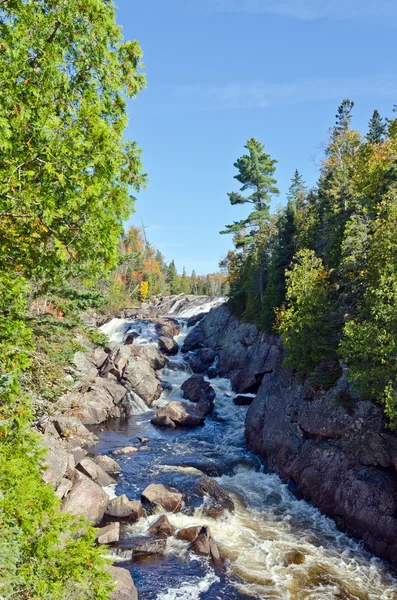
[118,0,397,274]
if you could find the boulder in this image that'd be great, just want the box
[150,414,176,429]
[151,402,205,428]
[182,327,206,353]
[181,375,215,404]
[193,476,235,518]
[177,525,202,542]
[158,336,179,356]
[142,483,183,513]
[233,395,254,406]
[96,522,120,545]
[41,435,70,487]
[122,356,162,405]
[148,515,175,537]
[55,478,73,500]
[106,495,143,522]
[52,415,97,447]
[185,348,216,374]
[108,566,138,600]
[77,457,116,487]
[133,345,168,370]
[61,472,109,524]
[111,446,138,456]
[152,317,181,338]
[120,535,167,556]
[74,378,129,425]
[190,526,221,564]
[95,455,121,474]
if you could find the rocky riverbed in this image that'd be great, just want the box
[38,297,397,599]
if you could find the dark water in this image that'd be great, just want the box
[90,320,397,600]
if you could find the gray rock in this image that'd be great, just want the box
[111,446,138,456]
[41,435,70,487]
[106,495,143,522]
[133,345,168,370]
[152,401,205,429]
[122,356,162,405]
[95,455,121,474]
[77,457,116,487]
[142,484,183,513]
[52,415,97,447]
[61,472,109,524]
[121,535,167,556]
[148,515,174,537]
[55,478,73,500]
[158,336,179,356]
[108,566,138,600]
[96,522,120,545]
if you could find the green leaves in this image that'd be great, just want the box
[0,0,147,280]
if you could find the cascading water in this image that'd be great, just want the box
[92,303,397,600]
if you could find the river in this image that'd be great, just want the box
[92,307,397,600]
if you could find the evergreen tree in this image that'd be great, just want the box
[367,109,386,144]
[180,266,191,294]
[333,99,355,140]
[220,138,279,248]
[167,260,180,294]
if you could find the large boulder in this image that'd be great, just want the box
[76,457,115,487]
[190,526,221,564]
[52,415,97,448]
[151,401,206,428]
[106,495,143,522]
[61,472,109,524]
[108,566,138,600]
[73,378,129,425]
[158,336,179,356]
[142,483,183,513]
[122,356,162,405]
[185,348,216,374]
[96,522,120,545]
[148,515,175,537]
[95,455,121,474]
[41,435,71,488]
[120,535,167,556]
[193,476,235,518]
[133,345,168,370]
[181,375,215,416]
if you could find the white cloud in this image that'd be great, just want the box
[161,74,397,112]
[204,0,397,21]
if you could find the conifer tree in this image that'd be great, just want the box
[367,109,386,144]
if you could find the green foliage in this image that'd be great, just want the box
[0,0,147,280]
[278,249,335,377]
[339,191,397,426]
[221,138,279,246]
[221,99,397,425]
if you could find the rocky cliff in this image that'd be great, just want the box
[184,305,397,567]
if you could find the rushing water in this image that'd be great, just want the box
[94,311,397,600]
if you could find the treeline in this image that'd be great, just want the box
[222,102,397,425]
[106,224,227,306]
[0,1,146,598]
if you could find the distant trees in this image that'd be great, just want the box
[222,101,397,424]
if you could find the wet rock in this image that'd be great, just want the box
[138,437,150,444]
[187,313,206,327]
[190,526,221,564]
[151,414,176,429]
[181,375,216,404]
[185,348,216,374]
[95,454,121,474]
[233,395,254,406]
[158,335,179,356]
[61,472,109,524]
[194,476,235,518]
[152,401,206,428]
[77,457,115,487]
[108,566,138,600]
[121,535,167,556]
[112,446,139,456]
[177,525,202,542]
[152,317,181,338]
[207,367,218,379]
[133,344,168,370]
[182,327,206,353]
[74,377,130,425]
[148,515,175,537]
[284,550,306,566]
[96,522,120,545]
[106,495,143,522]
[142,483,183,513]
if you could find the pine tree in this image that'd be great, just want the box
[167,260,180,294]
[367,109,386,144]
[220,138,279,248]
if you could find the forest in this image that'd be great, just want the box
[222,102,397,425]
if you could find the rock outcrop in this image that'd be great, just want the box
[192,305,397,568]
